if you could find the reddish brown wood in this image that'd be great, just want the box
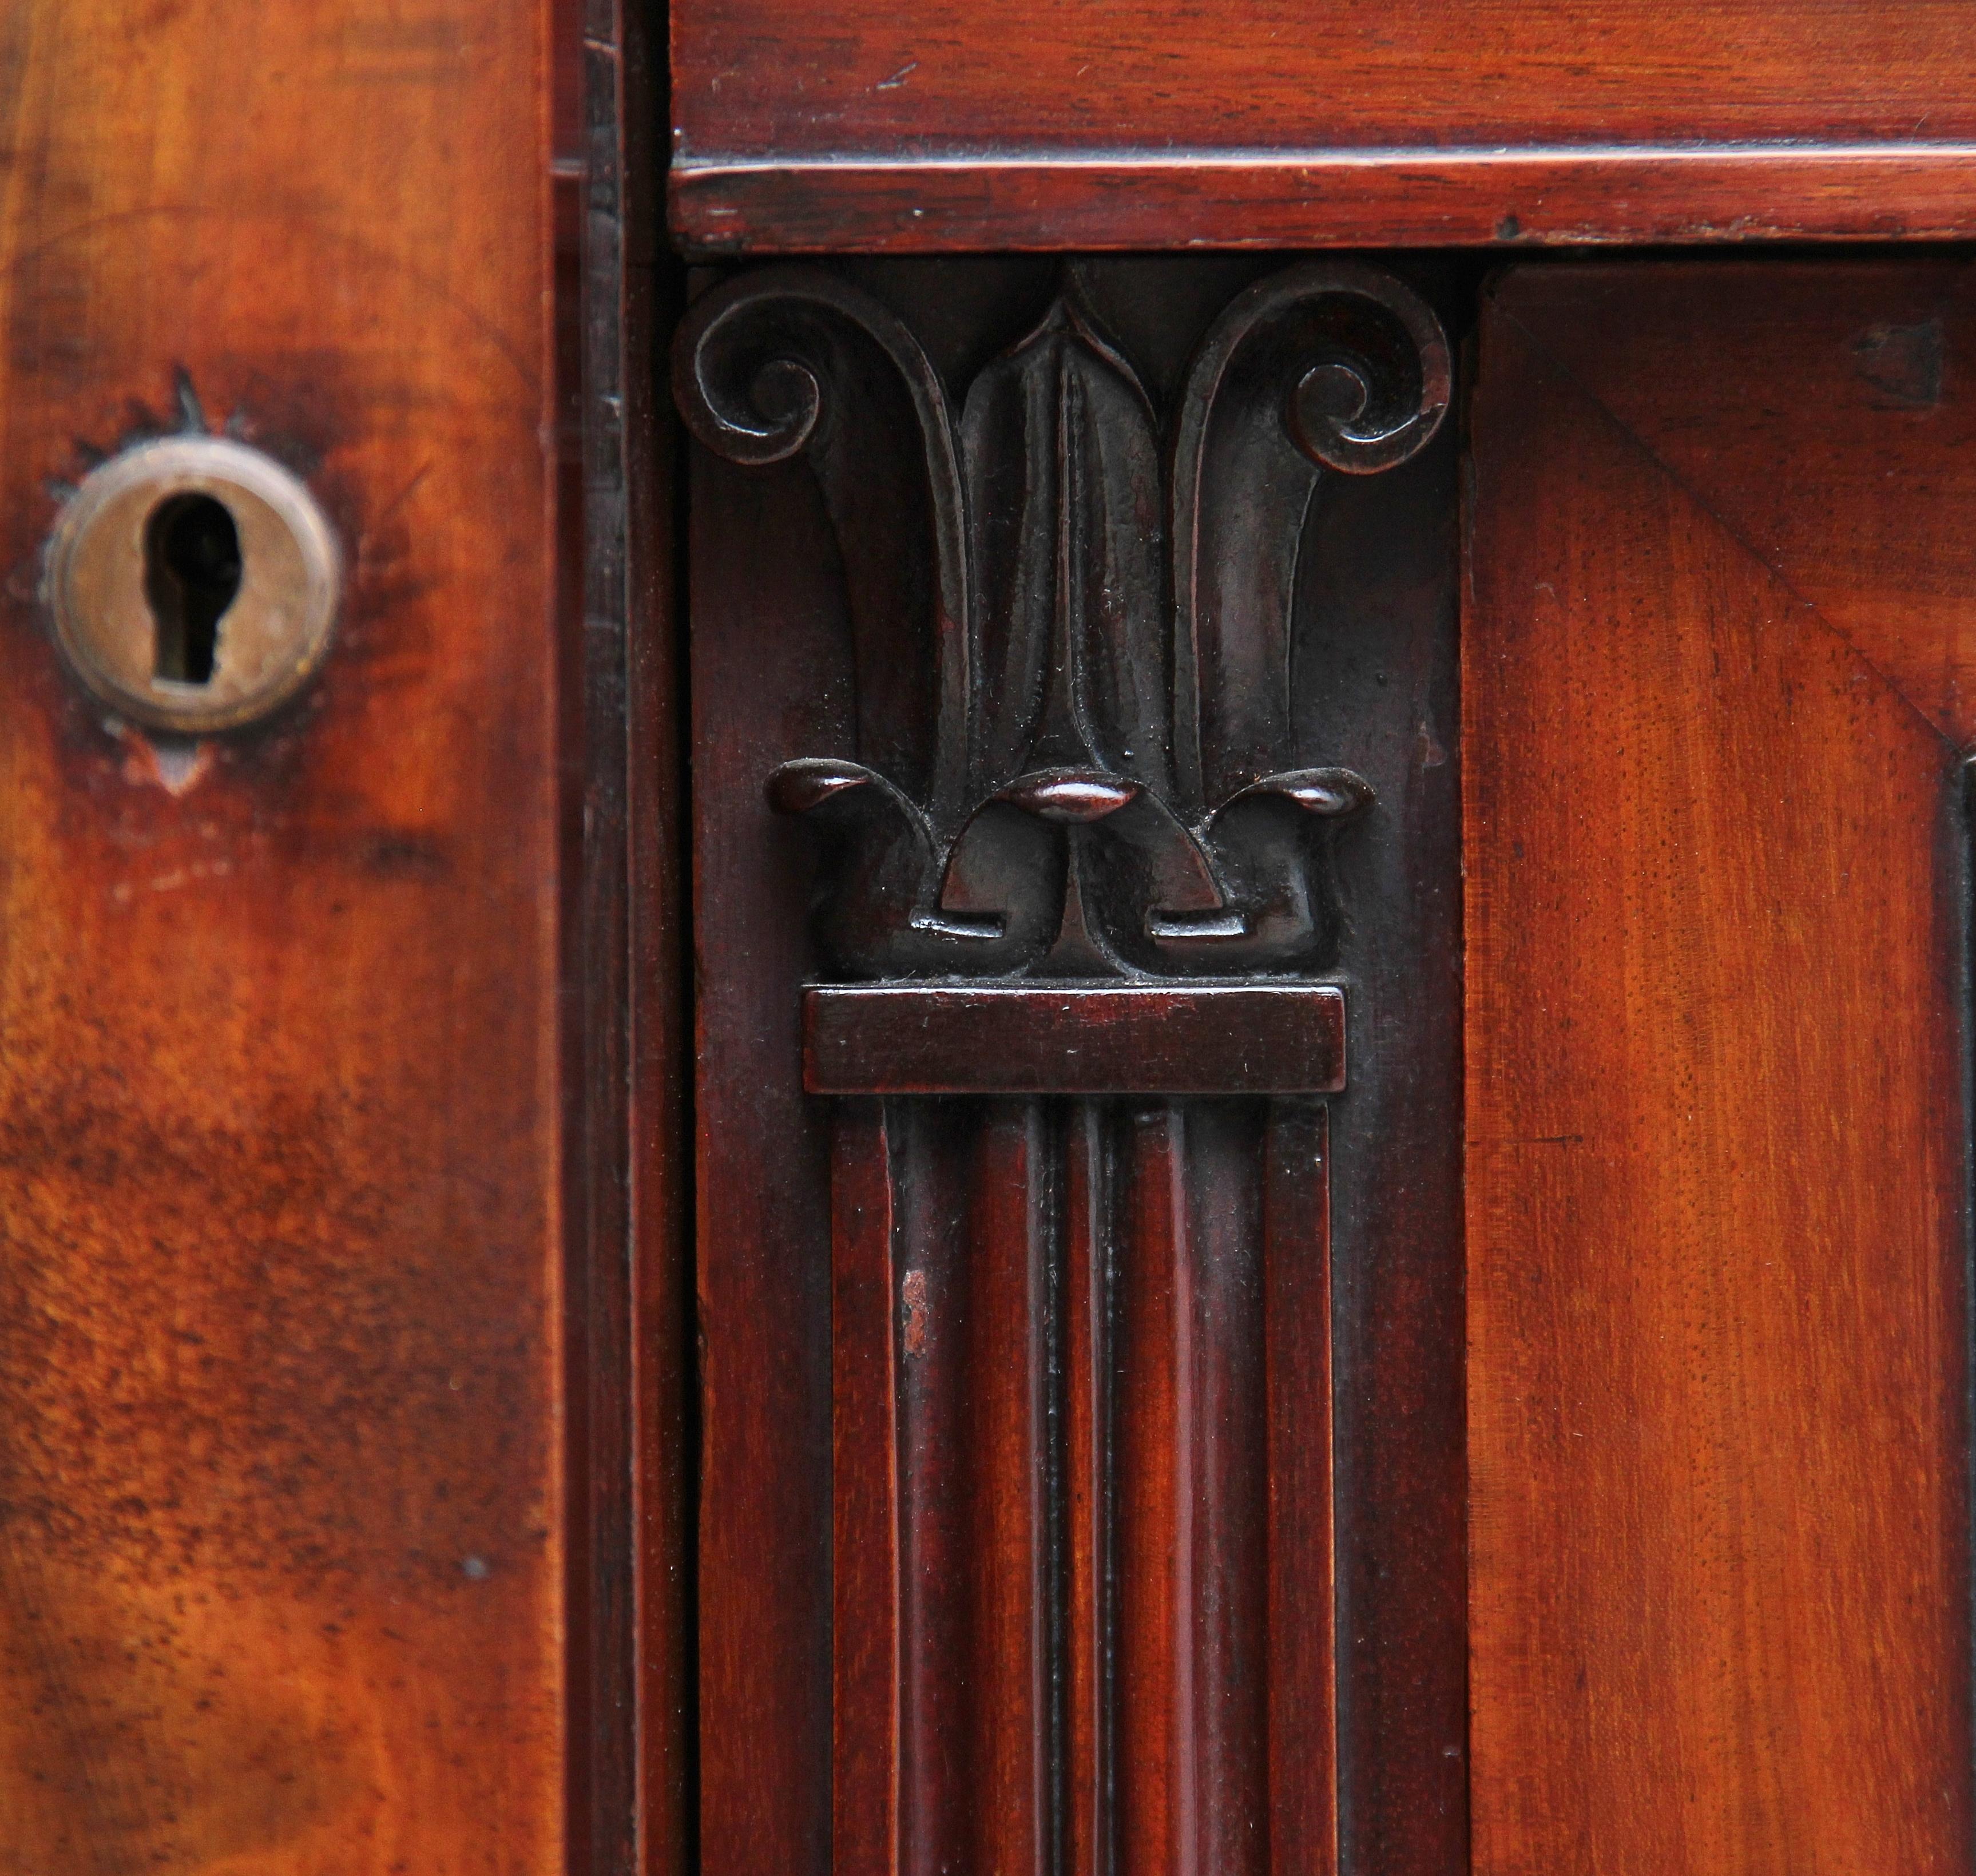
[804,985,1348,1095]
[1489,259,1976,745]
[668,0,1976,250]
[693,445,838,1876]
[958,1104,1052,1876]
[673,148,1976,255]
[892,1102,965,1876]
[1466,264,1975,1872]
[881,1098,1058,1876]
[1266,1103,1337,1876]
[576,0,689,1867]
[1064,1102,1114,1876]
[1181,1104,1271,1876]
[1114,1106,1192,1876]
[1110,1104,1284,1876]
[674,0,1976,154]
[0,0,566,1867]
[832,1102,900,1876]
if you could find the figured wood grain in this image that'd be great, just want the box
[668,1,1976,250]
[1491,260,1976,745]
[1466,269,1975,1873]
[0,2,563,1871]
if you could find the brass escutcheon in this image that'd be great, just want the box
[45,434,340,735]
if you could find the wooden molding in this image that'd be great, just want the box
[673,143,1976,254]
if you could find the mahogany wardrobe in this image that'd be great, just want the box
[1,5,1974,1876]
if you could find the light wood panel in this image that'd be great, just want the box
[0,3,563,1870]
[1466,265,1974,1873]
[1493,260,1976,743]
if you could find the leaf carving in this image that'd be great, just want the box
[677,263,1448,982]
[962,290,1171,802]
[1172,263,1451,808]
[673,268,970,819]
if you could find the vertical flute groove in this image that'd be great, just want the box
[1266,1097,1335,1875]
[1065,1100,1118,1876]
[833,1100,902,1876]
[856,1093,1329,1876]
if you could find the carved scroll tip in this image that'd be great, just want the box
[1231,767,1377,817]
[910,907,1006,941]
[998,768,1142,824]
[767,756,875,815]
[1146,909,1248,942]
[1290,359,1449,474]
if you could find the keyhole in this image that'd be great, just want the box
[144,492,242,685]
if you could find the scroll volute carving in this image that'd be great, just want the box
[674,261,1450,981]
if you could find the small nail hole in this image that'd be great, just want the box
[144,492,241,685]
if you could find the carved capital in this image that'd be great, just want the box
[675,262,1449,982]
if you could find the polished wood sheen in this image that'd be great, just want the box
[668,2,1976,249]
[803,985,1347,1095]
[1466,263,1975,1872]
[0,3,564,1870]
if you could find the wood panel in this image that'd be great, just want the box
[1466,264,1975,1873]
[0,3,564,1872]
[1490,260,1976,744]
[668,1,1976,250]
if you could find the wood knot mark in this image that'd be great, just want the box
[1853,318,1943,410]
[900,1268,928,1357]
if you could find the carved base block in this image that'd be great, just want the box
[804,982,1348,1095]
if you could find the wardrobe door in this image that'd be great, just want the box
[0,5,568,1870]
[1466,261,1976,1873]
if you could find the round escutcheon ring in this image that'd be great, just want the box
[45,434,341,736]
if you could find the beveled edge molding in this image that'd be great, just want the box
[671,142,1976,255]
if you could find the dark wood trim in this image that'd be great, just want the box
[576,0,692,1872]
[804,984,1348,1095]
[684,255,1467,1876]
[671,144,1976,256]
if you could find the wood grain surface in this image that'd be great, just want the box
[1466,263,1975,1872]
[672,150,1976,257]
[668,1,1976,250]
[0,3,564,1871]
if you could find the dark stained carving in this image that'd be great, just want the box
[676,261,1449,981]
[681,259,1458,1876]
